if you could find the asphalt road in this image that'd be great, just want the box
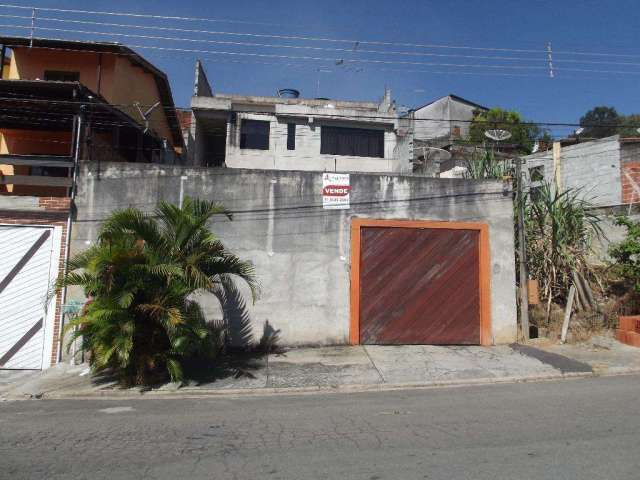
[1,376,639,479]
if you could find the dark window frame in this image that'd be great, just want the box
[320,126,385,158]
[44,70,80,82]
[287,123,296,150]
[240,119,270,150]
[529,165,545,182]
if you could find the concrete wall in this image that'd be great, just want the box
[524,136,622,207]
[72,163,518,346]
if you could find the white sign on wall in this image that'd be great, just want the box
[322,173,351,210]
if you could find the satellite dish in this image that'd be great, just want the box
[636,127,640,134]
[484,129,512,141]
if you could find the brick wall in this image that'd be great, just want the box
[620,142,640,205]
[0,196,70,366]
[621,161,640,204]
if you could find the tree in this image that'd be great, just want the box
[579,106,620,138]
[468,107,542,154]
[59,197,258,386]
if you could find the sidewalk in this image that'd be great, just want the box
[5,340,633,401]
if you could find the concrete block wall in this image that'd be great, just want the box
[72,163,518,346]
[223,112,404,173]
[525,136,621,207]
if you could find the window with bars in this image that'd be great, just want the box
[240,120,270,150]
[320,126,384,158]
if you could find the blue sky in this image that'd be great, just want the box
[4,0,640,137]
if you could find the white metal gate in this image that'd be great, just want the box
[0,226,57,370]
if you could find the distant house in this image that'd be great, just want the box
[409,94,488,143]
[403,94,488,175]
[187,62,412,173]
[0,36,184,196]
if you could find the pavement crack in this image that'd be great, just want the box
[363,346,386,383]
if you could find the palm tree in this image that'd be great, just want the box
[60,197,258,386]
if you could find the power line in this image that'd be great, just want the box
[1,25,550,72]
[6,97,640,133]
[6,2,640,62]
[0,3,280,27]
[5,27,640,78]
[11,14,640,68]
[7,16,550,64]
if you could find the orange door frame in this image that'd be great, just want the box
[349,218,492,346]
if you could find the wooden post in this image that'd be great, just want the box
[553,142,562,190]
[561,285,576,343]
[516,155,530,340]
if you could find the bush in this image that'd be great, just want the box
[609,216,640,293]
[59,198,258,386]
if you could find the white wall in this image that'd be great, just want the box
[223,113,406,173]
[524,136,622,207]
[412,96,479,141]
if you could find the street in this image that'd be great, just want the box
[1,376,639,479]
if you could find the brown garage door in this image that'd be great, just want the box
[359,226,480,345]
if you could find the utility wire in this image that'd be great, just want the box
[6,96,640,131]
[0,3,280,27]
[2,25,550,71]
[5,2,640,61]
[8,14,640,68]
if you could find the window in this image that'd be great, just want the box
[240,120,270,150]
[287,123,296,150]
[30,166,68,177]
[44,70,80,82]
[529,186,542,202]
[529,166,544,182]
[320,126,384,158]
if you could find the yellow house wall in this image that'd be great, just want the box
[0,129,71,195]
[10,47,174,146]
[109,56,174,144]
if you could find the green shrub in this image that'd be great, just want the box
[59,198,258,386]
[609,216,640,293]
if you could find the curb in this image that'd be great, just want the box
[4,369,619,401]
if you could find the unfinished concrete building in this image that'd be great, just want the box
[186,62,412,173]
